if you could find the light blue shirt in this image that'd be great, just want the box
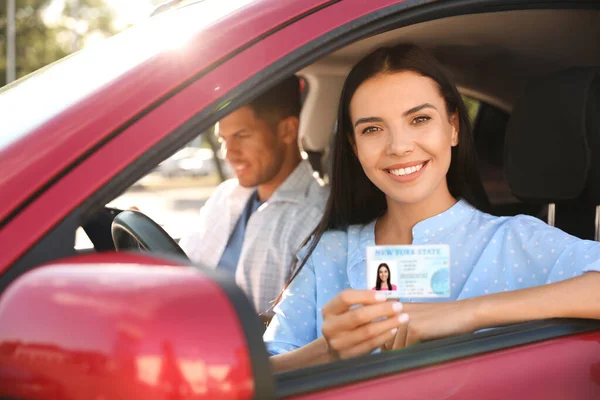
[263,199,600,355]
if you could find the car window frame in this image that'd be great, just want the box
[276,319,600,398]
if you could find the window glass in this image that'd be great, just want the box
[75,128,232,250]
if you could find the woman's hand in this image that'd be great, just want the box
[384,299,479,351]
[321,289,409,359]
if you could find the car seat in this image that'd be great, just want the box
[504,67,600,240]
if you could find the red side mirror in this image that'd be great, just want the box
[0,253,274,400]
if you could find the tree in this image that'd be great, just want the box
[0,0,118,87]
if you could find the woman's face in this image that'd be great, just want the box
[378,266,389,281]
[349,71,459,206]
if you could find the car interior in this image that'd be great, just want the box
[298,8,600,236]
[77,8,600,256]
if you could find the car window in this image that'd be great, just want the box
[75,128,232,250]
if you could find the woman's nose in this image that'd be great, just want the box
[386,129,415,156]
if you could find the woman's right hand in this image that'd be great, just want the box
[321,289,409,360]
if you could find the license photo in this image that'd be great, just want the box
[366,245,451,298]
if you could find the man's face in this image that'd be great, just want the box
[217,106,286,188]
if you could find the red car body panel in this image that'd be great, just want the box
[0,255,256,400]
[288,332,600,399]
[1,0,599,399]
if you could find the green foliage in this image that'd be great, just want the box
[0,0,118,87]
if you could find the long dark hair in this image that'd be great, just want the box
[275,44,490,307]
[375,263,392,290]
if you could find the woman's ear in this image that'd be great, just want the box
[450,111,460,147]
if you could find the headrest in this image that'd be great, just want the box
[505,68,600,205]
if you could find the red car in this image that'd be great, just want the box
[1,0,600,399]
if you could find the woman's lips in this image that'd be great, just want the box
[385,160,429,183]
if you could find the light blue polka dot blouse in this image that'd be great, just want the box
[263,199,600,355]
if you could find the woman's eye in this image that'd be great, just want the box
[361,126,381,134]
[411,116,431,125]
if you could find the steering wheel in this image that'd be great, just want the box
[111,210,189,259]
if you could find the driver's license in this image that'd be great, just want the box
[366,245,451,299]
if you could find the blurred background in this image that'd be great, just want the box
[1,0,166,86]
[1,0,234,248]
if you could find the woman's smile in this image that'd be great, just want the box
[384,160,430,183]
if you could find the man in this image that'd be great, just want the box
[179,76,328,316]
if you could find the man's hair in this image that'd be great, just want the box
[247,76,301,127]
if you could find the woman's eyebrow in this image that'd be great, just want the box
[354,116,384,128]
[403,103,437,116]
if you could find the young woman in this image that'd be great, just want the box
[373,263,397,291]
[264,44,600,372]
